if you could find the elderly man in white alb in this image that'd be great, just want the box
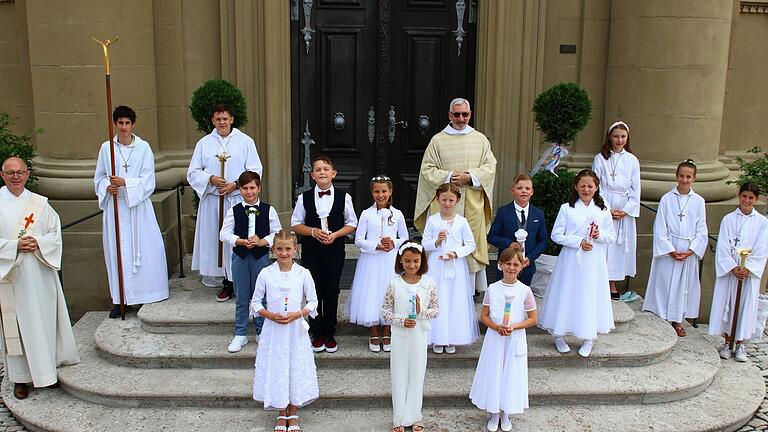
[414,98,497,293]
[0,157,80,400]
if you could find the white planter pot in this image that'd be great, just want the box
[530,253,557,297]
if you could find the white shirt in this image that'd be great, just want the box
[513,202,530,225]
[290,185,358,228]
[219,199,282,247]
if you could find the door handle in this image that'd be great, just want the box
[417,115,430,135]
[388,106,408,144]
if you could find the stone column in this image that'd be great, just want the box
[605,0,734,201]
[475,0,547,210]
[25,0,159,199]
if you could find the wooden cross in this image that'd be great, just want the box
[677,212,685,222]
[24,213,35,228]
[122,161,130,170]
[734,237,740,246]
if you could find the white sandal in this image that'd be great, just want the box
[274,415,289,432]
[286,415,302,432]
[369,336,381,353]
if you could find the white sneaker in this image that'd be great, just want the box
[500,413,512,432]
[719,343,732,359]
[227,335,248,353]
[554,337,570,354]
[445,345,456,354]
[432,345,444,354]
[734,344,748,362]
[578,340,594,358]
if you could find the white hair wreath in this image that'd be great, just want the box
[398,241,423,255]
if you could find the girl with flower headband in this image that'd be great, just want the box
[708,182,768,362]
[347,175,409,352]
[591,120,640,300]
[422,183,480,354]
[381,240,439,432]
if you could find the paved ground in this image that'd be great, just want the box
[1,326,768,432]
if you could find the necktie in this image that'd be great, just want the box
[520,209,526,227]
[318,190,331,198]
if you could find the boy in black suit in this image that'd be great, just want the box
[291,156,358,353]
[487,174,548,285]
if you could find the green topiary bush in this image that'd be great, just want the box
[532,82,592,146]
[189,79,248,134]
[531,168,577,255]
[727,147,768,201]
[0,113,41,190]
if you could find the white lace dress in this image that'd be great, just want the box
[250,262,319,410]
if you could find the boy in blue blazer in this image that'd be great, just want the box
[487,174,548,285]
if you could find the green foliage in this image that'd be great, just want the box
[532,82,592,146]
[189,79,248,134]
[531,168,577,255]
[0,113,40,190]
[727,147,768,197]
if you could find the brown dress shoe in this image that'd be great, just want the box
[14,383,28,399]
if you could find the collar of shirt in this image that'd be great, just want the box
[672,187,694,196]
[738,207,756,217]
[513,202,530,214]
[213,128,238,140]
[442,124,475,136]
[243,199,261,208]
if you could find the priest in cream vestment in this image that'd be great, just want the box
[415,98,497,291]
[0,157,80,399]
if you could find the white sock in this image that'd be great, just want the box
[500,412,512,428]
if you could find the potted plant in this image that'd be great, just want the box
[527,83,592,295]
[0,113,40,190]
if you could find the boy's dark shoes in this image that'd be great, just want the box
[109,304,131,319]
[216,286,234,302]
[13,383,28,399]
[311,337,325,353]
[324,335,338,353]
[610,291,620,301]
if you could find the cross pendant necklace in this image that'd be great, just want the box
[116,140,135,172]
[733,212,753,247]
[675,193,691,222]
[609,151,624,180]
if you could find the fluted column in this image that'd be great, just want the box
[475,0,547,210]
[605,0,734,201]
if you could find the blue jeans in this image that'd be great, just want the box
[231,253,270,336]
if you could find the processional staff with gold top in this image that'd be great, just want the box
[92,37,127,320]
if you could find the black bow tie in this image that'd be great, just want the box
[318,190,331,198]
[244,204,257,210]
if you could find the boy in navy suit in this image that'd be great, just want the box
[487,174,548,285]
[220,171,282,353]
[291,156,358,353]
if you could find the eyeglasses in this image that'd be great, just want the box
[450,111,471,118]
[371,175,391,181]
[2,170,27,178]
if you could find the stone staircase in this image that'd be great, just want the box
[2,267,764,432]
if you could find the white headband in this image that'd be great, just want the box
[398,242,423,255]
[607,121,629,134]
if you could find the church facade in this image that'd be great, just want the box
[0,0,765,318]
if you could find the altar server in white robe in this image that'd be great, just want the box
[643,160,708,337]
[592,121,640,299]
[94,106,169,318]
[0,157,80,400]
[538,169,616,358]
[708,182,768,362]
[187,103,263,301]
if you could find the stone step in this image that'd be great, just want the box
[96,310,674,369]
[4,350,762,432]
[61,313,709,409]
[137,284,635,335]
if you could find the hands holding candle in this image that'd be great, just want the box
[404,294,421,328]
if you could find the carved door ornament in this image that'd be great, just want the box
[453,0,467,56]
[333,112,345,130]
[301,0,315,54]
[417,115,430,135]
[294,121,316,196]
[368,106,376,144]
